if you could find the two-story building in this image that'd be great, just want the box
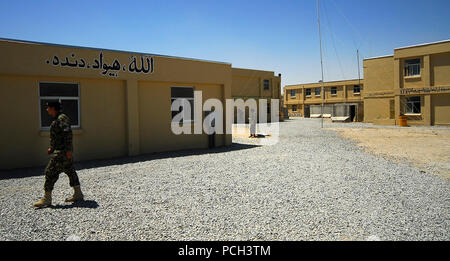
[231,68,281,123]
[284,79,364,122]
[363,40,450,126]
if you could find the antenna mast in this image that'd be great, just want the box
[317,0,325,128]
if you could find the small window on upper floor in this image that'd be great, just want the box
[263,80,270,90]
[290,90,296,98]
[353,85,361,94]
[314,88,321,96]
[404,58,421,77]
[330,87,337,95]
[305,89,311,97]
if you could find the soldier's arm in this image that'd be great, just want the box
[61,117,73,152]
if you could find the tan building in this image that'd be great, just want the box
[0,38,280,169]
[231,68,281,122]
[284,79,364,121]
[364,40,450,126]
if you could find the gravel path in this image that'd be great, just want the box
[0,118,449,241]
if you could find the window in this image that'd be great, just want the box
[290,90,296,98]
[263,80,270,90]
[39,82,80,129]
[305,89,311,97]
[314,88,321,96]
[353,85,361,94]
[404,58,421,77]
[171,87,194,123]
[330,87,337,95]
[405,96,421,114]
[292,105,297,112]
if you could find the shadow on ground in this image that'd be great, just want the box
[50,200,99,210]
[0,143,260,180]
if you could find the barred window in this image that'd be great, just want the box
[39,82,80,129]
[404,59,421,77]
[263,80,270,90]
[315,88,321,96]
[405,96,421,114]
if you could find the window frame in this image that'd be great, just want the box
[314,88,321,97]
[292,105,297,112]
[263,79,270,90]
[404,96,421,115]
[330,87,337,96]
[353,85,361,95]
[170,86,195,124]
[38,82,81,130]
[290,89,296,98]
[404,58,421,77]
[305,88,311,97]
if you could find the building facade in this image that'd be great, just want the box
[363,40,450,126]
[0,39,280,169]
[231,68,281,122]
[283,79,364,122]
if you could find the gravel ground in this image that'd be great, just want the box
[0,118,449,241]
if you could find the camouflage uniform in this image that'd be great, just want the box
[43,113,80,192]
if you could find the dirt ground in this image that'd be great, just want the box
[330,127,450,179]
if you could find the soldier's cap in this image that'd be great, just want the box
[46,101,62,111]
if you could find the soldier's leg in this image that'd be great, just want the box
[34,155,62,207]
[63,157,80,188]
[43,155,63,192]
[63,157,83,202]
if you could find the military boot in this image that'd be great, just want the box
[33,191,52,208]
[65,185,84,202]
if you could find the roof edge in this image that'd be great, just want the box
[394,39,450,51]
[0,37,232,66]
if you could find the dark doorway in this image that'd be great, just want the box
[304,105,310,118]
[349,105,356,122]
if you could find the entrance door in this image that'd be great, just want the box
[304,105,310,118]
[349,105,356,122]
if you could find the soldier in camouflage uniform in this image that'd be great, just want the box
[34,101,84,208]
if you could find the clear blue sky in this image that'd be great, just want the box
[1,0,449,87]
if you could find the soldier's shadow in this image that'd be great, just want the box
[51,200,99,209]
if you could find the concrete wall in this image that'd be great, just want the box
[283,79,364,120]
[0,39,237,169]
[363,40,450,126]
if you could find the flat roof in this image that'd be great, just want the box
[232,67,277,74]
[363,54,394,61]
[0,37,232,66]
[285,78,363,88]
[394,39,450,51]
[364,39,450,61]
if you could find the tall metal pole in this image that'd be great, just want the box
[317,0,325,128]
[357,49,361,121]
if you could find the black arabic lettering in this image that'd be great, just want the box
[141,57,150,73]
[52,56,60,65]
[78,58,86,68]
[112,59,121,70]
[129,56,138,73]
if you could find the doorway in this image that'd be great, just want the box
[349,105,356,122]
[304,105,310,118]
